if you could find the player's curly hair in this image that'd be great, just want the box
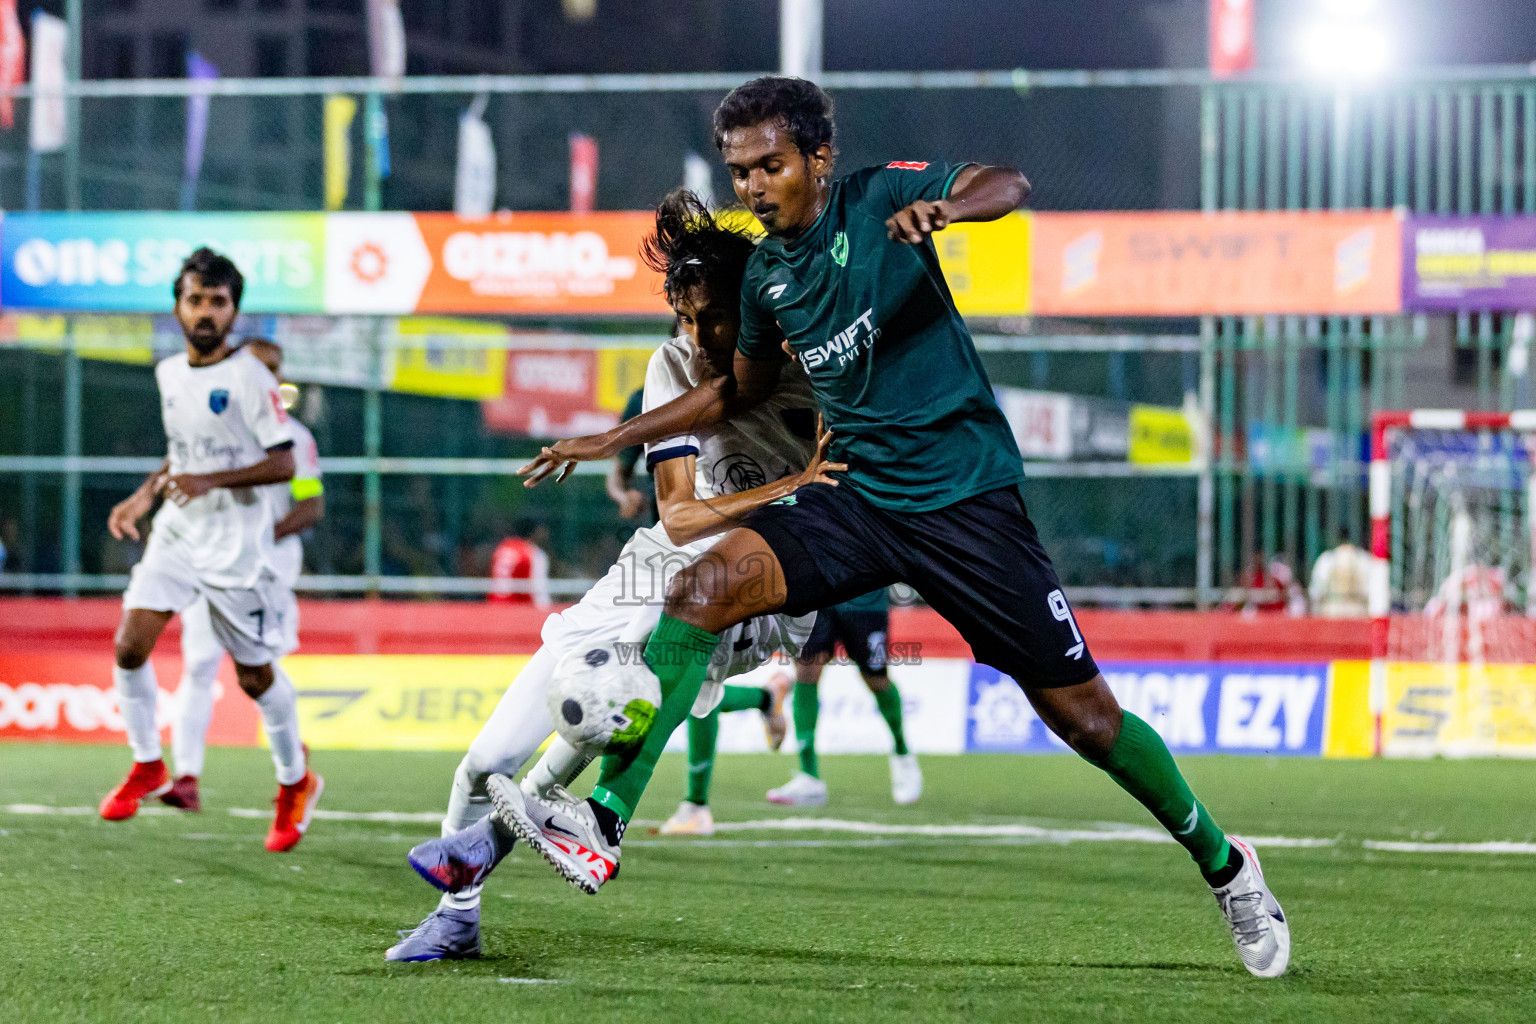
[712,75,835,159]
[639,189,756,307]
[174,246,245,307]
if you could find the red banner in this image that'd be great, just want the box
[0,654,259,746]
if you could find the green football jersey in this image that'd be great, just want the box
[736,161,1024,513]
[836,587,889,615]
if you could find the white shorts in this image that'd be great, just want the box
[124,533,290,667]
[539,526,816,717]
[180,588,300,668]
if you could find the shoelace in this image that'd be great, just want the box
[1222,889,1269,945]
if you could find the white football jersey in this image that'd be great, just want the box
[642,335,819,498]
[150,348,294,589]
[267,417,322,587]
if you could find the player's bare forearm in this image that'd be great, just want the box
[655,417,842,546]
[166,447,296,505]
[272,494,324,542]
[886,164,1030,243]
[520,365,779,488]
[199,448,296,490]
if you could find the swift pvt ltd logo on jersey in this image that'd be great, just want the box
[801,307,880,371]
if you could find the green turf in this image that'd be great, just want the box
[3,745,1535,1023]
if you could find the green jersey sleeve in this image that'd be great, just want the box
[877,161,973,214]
[736,260,786,361]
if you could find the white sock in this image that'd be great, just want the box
[114,662,163,762]
[434,645,563,912]
[257,664,306,786]
[521,735,592,797]
[172,657,221,778]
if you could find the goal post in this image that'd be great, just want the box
[1369,410,1536,758]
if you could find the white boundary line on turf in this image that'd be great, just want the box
[6,803,1534,854]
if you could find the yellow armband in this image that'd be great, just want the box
[291,477,324,501]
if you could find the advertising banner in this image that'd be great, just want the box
[1377,661,1536,758]
[1031,211,1402,316]
[1,212,326,312]
[1403,215,1536,311]
[966,660,1329,755]
[283,654,531,751]
[0,654,258,746]
[934,213,1031,317]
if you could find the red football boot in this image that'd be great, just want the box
[265,769,324,853]
[99,759,170,821]
[159,775,202,812]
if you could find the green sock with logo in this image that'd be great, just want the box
[1085,710,1230,877]
[590,613,718,824]
[793,682,820,778]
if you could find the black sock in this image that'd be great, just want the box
[758,689,773,713]
[587,798,625,847]
[1202,843,1244,888]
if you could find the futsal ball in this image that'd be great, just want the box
[546,644,662,755]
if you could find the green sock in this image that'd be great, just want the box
[792,682,819,778]
[718,684,768,714]
[591,613,718,822]
[685,708,719,806]
[1086,711,1230,876]
[871,683,908,756]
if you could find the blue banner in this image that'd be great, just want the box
[966,661,1328,756]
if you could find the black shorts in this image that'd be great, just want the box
[743,484,1099,690]
[798,605,890,675]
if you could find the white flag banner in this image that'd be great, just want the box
[684,151,713,206]
[367,0,407,81]
[455,99,496,218]
[29,10,65,153]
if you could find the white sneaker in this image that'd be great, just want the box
[1211,836,1291,978]
[659,801,715,836]
[766,771,828,807]
[889,753,922,805]
[487,774,618,895]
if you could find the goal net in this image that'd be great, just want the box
[1372,411,1536,757]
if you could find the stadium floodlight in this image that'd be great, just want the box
[1297,0,1391,79]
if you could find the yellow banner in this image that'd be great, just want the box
[1128,404,1196,465]
[323,94,357,212]
[595,348,654,413]
[1323,661,1375,759]
[934,212,1031,317]
[1380,661,1536,757]
[281,654,533,750]
[389,317,509,400]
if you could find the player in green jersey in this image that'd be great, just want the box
[506,76,1289,979]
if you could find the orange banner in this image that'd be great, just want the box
[1031,211,1402,316]
[322,211,669,317]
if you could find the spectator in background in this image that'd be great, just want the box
[606,386,655,522]
[1234,554,1307,616]
[1309,534,1373,618]
[489,519,552,607]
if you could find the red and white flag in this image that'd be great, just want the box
[0,0,22,130]
[1210,0,1255,79]
[570,133,598,213]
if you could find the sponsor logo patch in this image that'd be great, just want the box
[886,161,931,171]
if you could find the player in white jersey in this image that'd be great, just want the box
[160,339,325,813]
[99,248,323,854]
[385,191,842,961]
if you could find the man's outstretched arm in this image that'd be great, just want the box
[886,164,1030,244]
[519,355,783,487]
